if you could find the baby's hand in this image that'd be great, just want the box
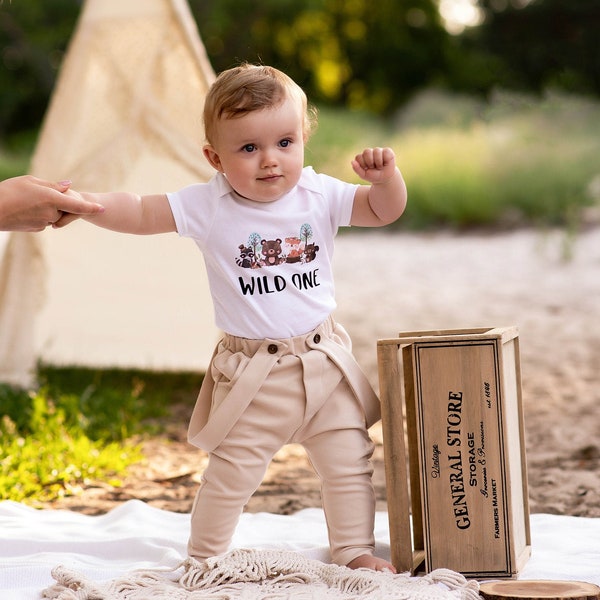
[351,147,397,184]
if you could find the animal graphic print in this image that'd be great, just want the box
[235,223,319,269]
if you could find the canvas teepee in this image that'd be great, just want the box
[1,0,220,385]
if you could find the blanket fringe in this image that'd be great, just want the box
[44,548,481,600]
[180,550,480,600]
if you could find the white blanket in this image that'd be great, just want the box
[1,500,599,599]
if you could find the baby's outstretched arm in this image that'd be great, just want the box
[54,190,176,234]
[350,147,407,227]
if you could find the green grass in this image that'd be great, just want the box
[392,125,500,228]
[36,366,202,441]
[0,386,142,503]
[308,89,600,230]
[0,368,201,505]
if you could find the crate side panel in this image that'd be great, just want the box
[414,341,511,574]
[377,342,416,572]
[500,337,530,559]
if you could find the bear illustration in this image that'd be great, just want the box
[303,243,320,263]
[261,238,284,266]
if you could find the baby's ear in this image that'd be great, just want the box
[203,145,223,172]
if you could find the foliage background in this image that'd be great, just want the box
[1,0,599,140]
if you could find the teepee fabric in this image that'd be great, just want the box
[0,232,45,386]
[2,0,220,382]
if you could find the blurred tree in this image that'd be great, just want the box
[189,0,450,113]
[457,0,600,96]
[0,1,81,143]
[1,0,599,140]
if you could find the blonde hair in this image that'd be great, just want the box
[203,64,317,145]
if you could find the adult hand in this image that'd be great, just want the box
[0,175,104,232]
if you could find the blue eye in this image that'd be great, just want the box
[242,144,256,153]
[279,139,291,148]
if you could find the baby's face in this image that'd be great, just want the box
[204,97,305,203]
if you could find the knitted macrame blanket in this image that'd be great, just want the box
[43,548,481,600]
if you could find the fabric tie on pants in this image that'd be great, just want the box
[187,316,380,452]
[188,338,283,452]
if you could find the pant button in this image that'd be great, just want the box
[268,344,278,354]
[313,334,321,344]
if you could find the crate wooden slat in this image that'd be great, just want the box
[378,327,531,578]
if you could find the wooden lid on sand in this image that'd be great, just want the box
[480,581,600,600]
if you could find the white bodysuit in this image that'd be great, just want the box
[167,167,357,339]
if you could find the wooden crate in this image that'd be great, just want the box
[377,327,531,578]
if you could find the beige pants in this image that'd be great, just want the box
[188,317,379,566]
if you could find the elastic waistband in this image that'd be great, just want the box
[221,315,337,357]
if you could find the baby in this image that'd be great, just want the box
[59,63,407,571]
